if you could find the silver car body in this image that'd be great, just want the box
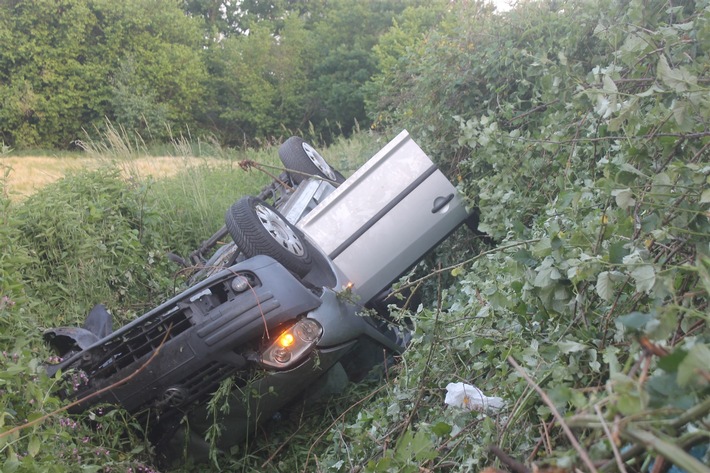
[297,130,469,302]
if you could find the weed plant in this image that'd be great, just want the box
[317,127,388,175]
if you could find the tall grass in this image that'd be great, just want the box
[76,120,149,161]
[150,146,281,258]
[318,128,388,175]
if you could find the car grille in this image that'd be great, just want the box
[180,361,238,405]
[84,271,260,379]
[91,305,193,378]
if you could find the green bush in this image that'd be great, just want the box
[1,168,164,472]
[14,169,175,326]
[316,0,710,471]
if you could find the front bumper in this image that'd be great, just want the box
[47,255,322,417]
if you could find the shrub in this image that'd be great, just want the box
[1,169,164,472]
[14,169,176,326]
[316,0,710,471]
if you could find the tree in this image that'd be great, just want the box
[302,0,421,139]
[102,1,208,141]
[200,15,312,145]
[199,0,430,144]
[365,0,451,129]
[182,0,329,37]
[0,0,207,148]
[0,0,104,147]
[182,0,243,37]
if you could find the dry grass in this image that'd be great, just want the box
[1,155,223,200]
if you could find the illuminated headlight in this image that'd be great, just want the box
[261,319,322,369]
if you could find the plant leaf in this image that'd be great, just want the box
[596,271,615,301]
[558,339,586,354]
[630,264,655,293]
[612,188,636,209]
[618,311,653,330]
[677,344,710,388]
[657,55,697,92]
[28,435,40,457]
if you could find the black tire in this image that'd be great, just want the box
[225,196,313,276]
[278,136,346,185]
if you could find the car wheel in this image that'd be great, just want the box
[278,136,346,185]
[225,196,313,276]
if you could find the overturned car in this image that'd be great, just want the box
[44,131,471,459]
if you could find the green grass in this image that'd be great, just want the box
[316,129,389,175]
[149,147,281,257]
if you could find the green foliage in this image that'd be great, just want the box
[1,0,435,149]
[14,169,176,325]
[0,0,207,148]
[0,167,177,472]
[197,0,424,146]
[201,21,295,143]
[327,0,710,471]
[303,0,393,138]
[149,143,282,257]
[0,166,31,325]
[366,0,455,129]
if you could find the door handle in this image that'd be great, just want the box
[432,194,454,213]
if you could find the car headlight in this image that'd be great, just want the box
[261,318,322,369]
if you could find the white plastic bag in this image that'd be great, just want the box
[444,382,505,412]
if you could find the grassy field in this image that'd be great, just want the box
[1,155,225,200]
[1,129,382,201]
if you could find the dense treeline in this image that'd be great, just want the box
[0,0,444,149]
